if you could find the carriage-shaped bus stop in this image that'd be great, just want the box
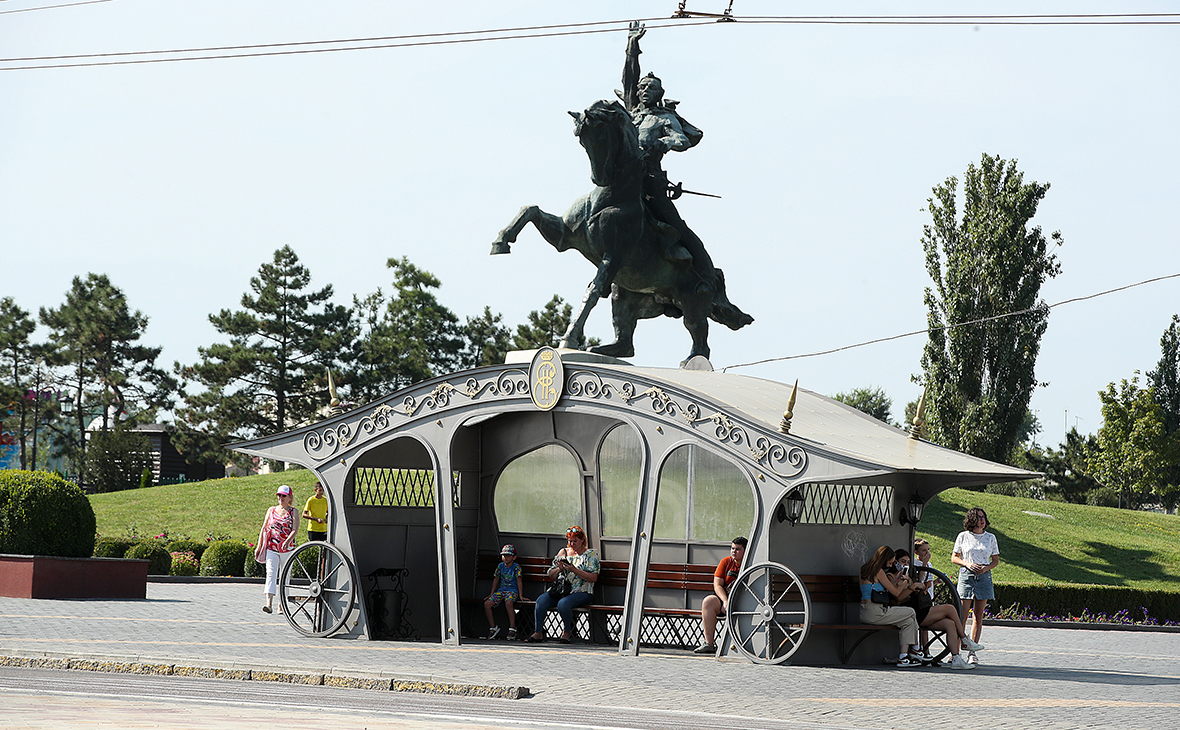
[231,347,1032,665]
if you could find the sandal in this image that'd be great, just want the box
[261,605,272,613]
[507,628,518,640]
[558,633,572,644]
[525,633,545,643]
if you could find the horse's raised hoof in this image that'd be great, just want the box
[490,241,512,255]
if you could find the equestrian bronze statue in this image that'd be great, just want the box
[490,22,752,361]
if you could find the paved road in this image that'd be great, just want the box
[2,582,1179,729]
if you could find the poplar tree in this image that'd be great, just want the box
[919,154,1061,464]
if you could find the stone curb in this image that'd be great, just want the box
[0,654,528,699]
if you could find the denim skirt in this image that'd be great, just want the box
[957,569,995,600]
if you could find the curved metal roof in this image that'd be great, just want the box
[608,364,1036,482]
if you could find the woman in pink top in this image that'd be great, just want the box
[256,484,300,614]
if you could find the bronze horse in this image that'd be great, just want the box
[490,99,752,361]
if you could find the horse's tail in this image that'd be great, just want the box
[709,269,755,331]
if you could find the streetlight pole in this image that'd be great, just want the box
[30,359,42,471]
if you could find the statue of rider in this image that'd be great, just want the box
[620,21,717,295]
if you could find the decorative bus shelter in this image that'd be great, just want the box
[231,348,1033,665]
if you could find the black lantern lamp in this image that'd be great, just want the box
[776,487,805,526]
[899,493,926,527]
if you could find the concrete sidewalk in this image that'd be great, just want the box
[2,582,1179,729]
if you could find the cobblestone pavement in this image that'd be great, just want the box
[2,582,1179,729]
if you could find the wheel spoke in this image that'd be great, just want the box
[321,559,345,583]
[733,575,769,612]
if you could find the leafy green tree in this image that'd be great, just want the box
[918,154,1062,464]
[832,386,894,425]
[174,246,350,469]
[348,258,463,402]
[1020,428,1100,504]
[39,274,174,476]
[1089,376,1171,510]
[0,297,37,469]
[1147,314,1180,500]
[459,306,512,370]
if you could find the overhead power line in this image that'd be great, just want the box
[722,273,1180,372]
[2,12,1177,71]
[0,0,110,15]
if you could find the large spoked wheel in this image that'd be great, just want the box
[911,564,962,663]
[725,561,812,665]
[279,542,358,638]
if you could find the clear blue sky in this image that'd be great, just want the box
[3,1,1177,449]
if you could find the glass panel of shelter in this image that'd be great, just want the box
[492,443,584,535]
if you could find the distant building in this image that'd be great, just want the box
[128,424,226,484]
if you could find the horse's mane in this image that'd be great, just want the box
[581,99,643,163]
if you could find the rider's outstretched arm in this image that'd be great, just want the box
[622,21,645,111]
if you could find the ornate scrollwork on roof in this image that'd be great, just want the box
[566,369,807,479]
[303,369,529,459]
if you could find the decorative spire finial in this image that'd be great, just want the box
[327,368,340,407]
[779,379,799,434]
[910,385,928,440]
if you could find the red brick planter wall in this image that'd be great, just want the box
[0,555,148,599]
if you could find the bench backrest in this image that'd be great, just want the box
[475,555,860,608]
[474,553,716,600]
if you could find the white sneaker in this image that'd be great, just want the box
[962,637,985,651]
[947,655,976,670]
[487,626,502,640]
[966,651,978,664]
[896,657,923,668]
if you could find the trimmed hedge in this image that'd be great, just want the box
[165,539,208,561]
[125,540,172,575]
[0,470,95,557]
[200,539,247,577]
[994,583,1180,624]
[244,547,266,578]
[93,536,138,559]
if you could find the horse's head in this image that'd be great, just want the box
[569,100,642,188]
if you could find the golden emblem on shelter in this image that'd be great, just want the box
[529,347,564,411]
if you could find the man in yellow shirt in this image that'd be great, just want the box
[302,482,329,541]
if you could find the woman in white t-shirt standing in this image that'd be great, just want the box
[952,507,999,665]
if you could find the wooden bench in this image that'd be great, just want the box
[795,574,901,664]
[465,553,717,648]
[467,558,948,662]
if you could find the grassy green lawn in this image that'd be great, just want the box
[918,489,1180,592]
[90,471,320,543]
[90,475,1180,593]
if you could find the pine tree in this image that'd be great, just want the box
[348,258,462,402]
[0,297,37,469]
[512,295,601,350]
[459,306,512,370]
[174,246,350,469]
[39,274,174,475]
